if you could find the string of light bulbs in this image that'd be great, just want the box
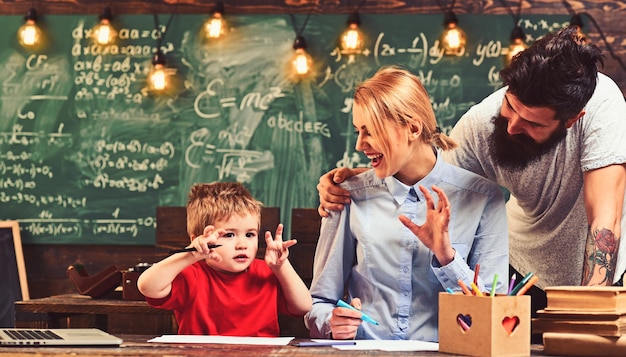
[13,2,625,89]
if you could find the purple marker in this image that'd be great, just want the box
[507,274,516,295]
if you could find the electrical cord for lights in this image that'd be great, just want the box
[434,0,457,18]
[498,0,523,26]
[561,0,626,72]
[289,13,311,39]
[347,0,367,13]
[152,10,177,50]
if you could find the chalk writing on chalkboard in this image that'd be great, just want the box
[0,14,570,244]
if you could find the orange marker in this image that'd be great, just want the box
[515,275,539,296]
[457,279,472,295]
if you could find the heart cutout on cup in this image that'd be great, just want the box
[456,314,472,332]
[502,316,520,335]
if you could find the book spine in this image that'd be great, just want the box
[543,332,626,357]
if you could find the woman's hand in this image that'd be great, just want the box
[399,185,455,266]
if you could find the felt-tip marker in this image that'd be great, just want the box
[336,299,379,325]
[515,275,539,296]
[509,272,534,296]
[168,245,222,254]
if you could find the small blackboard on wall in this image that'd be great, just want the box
[0,221,29,327]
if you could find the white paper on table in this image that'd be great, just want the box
[333,339,439,351]
[148,335,294,345]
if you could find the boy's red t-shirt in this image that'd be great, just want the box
[146,259,291,336]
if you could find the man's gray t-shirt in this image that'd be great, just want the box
[444,73,626,288]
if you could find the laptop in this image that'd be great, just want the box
[0,328,123,346]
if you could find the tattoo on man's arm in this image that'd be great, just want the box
[582,227,619,285]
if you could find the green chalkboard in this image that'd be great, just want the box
[0,14,569,245]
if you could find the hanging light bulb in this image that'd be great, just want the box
[203,1,227,39]
[569,13,587,42]
[92,7,117,46]
[17,8,43,48]
[506,25,527,63]
[291,36,313,76]
[440,11,466,56]
[340,12,364,54]
[149,49,168,91]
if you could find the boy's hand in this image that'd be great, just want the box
[189,225,224,261]
[264,224,297,268]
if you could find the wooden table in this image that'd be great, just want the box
[14,294,176,335]
[0,335,550,356]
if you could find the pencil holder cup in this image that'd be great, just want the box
[438,293,530,357]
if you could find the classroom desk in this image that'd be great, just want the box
[14,294,176,335]
[0,335,550,356]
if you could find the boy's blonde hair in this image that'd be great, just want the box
[353,66,457,164]
[186,182,263,238]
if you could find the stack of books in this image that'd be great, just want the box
[535,286,626,356]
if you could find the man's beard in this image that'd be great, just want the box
[488,114,567,170]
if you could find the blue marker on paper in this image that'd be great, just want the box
[336,299,379,325]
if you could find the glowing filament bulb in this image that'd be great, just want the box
[93,20,116,45]
[150,65,167,91]
[18,8,43,49]
[440,12,466,56]
[149,50,168,91]
[91,8,116,46]
[291,36,312,77]
[204,2,226,39]
[97,25,110,44]
[19,20,41,47]
[339,12,364,54]
[206,14,224,38]
[506,26,527,63]
[445,27,462,49]
[507,39,527,62]
[293,48,311,75]
[342,24,362,51]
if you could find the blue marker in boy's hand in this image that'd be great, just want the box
[336,299,379,325]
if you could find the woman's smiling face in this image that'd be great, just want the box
[353,103,412,180]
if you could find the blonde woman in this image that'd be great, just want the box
[305,66,508,341]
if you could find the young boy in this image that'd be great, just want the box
[137,182,312,336]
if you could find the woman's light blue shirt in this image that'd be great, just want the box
[305,150,509,342]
